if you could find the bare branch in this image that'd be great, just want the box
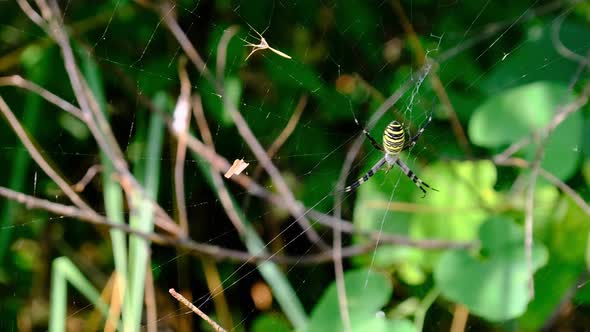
[524,82,590,299]
[73,165,103,192]
[0,95,93,211]
[193,95,246,236]
[0,75,84,119]
[0,184,471,266]
[216,26,240,80]
[172,56,192,234]
[158,5,329,250]
[169,288,228,332]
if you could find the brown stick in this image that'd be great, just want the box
[157,4,328,250]
[172,56,192,235]
[169,288,227,332]
[0,95,93,212]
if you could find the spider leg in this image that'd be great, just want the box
[403,107,434,151]
[354,118,384,152]
[338,157,387,193]
[395,159,437,198]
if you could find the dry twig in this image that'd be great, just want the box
[169,288,227,332]
[157,3,328,249]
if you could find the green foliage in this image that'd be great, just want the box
[252,313,292,332]
[469,81,581,180]
[304,268,415,332]
[1,1,590,331]
[435,216,548,322]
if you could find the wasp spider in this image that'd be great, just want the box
[341,113,437,197]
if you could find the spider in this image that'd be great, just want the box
[341,111,438,197]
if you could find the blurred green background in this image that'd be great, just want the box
[1,0,590,331]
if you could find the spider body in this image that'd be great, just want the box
[383,121,405,155]
[340,115,437,197]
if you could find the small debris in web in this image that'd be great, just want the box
[243,23,292,61]
[224,159,250,178]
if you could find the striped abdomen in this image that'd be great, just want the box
[383,121,405,154]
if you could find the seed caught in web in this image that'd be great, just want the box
[224,159,249,178]
[243,23,292,61]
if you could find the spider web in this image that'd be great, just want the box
[0,0,588,330]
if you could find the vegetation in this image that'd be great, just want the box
[0,0,589,331]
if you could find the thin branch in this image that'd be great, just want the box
[144,261,158,332]
[201,258,234,331]
[241,95,306,215]
[0,75,84,119]
[551,6,586,64]
[93,37,464,251]
[525,82,590,299]
[42,0,128,168]
[494,81,590,165]
[449,304,469,332]
[495,158,590,217]
[18,0,185,238]
[169,288,227,332]
[333,168,351,332]
[0,71,181,236]
[172,56,192,331]
[539,168,590,216]
[73,165,103,192]
[216,26,240,80]
[493,136,532,164]
[0,95,93,212]
[540,272,590,331]
[158,5,328,250]
[104,272,123,332]
[509,79,590,299]
[157,2,215,84]
[16,0,45,26]
[266,95,307,165]
[193,95,246,235]
[569,49,590,91]
[0,185,470,265]
[525,134,542,299]
[172,56,192,234]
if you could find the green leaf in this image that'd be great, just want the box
[435,216,548,322]
[583,159,590,186]
[252,313,292,332]
[520,193,590,330]
[523,108,583,180]
[304,268,393,332]
[411,160,499,243]
[49,257,110,331]
[469,82,573,147]
[469,81,580,180]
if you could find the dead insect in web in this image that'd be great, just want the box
[242,23,292,61]
[225,159,250,178]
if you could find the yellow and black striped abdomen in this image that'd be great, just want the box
[383,121,405,154]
